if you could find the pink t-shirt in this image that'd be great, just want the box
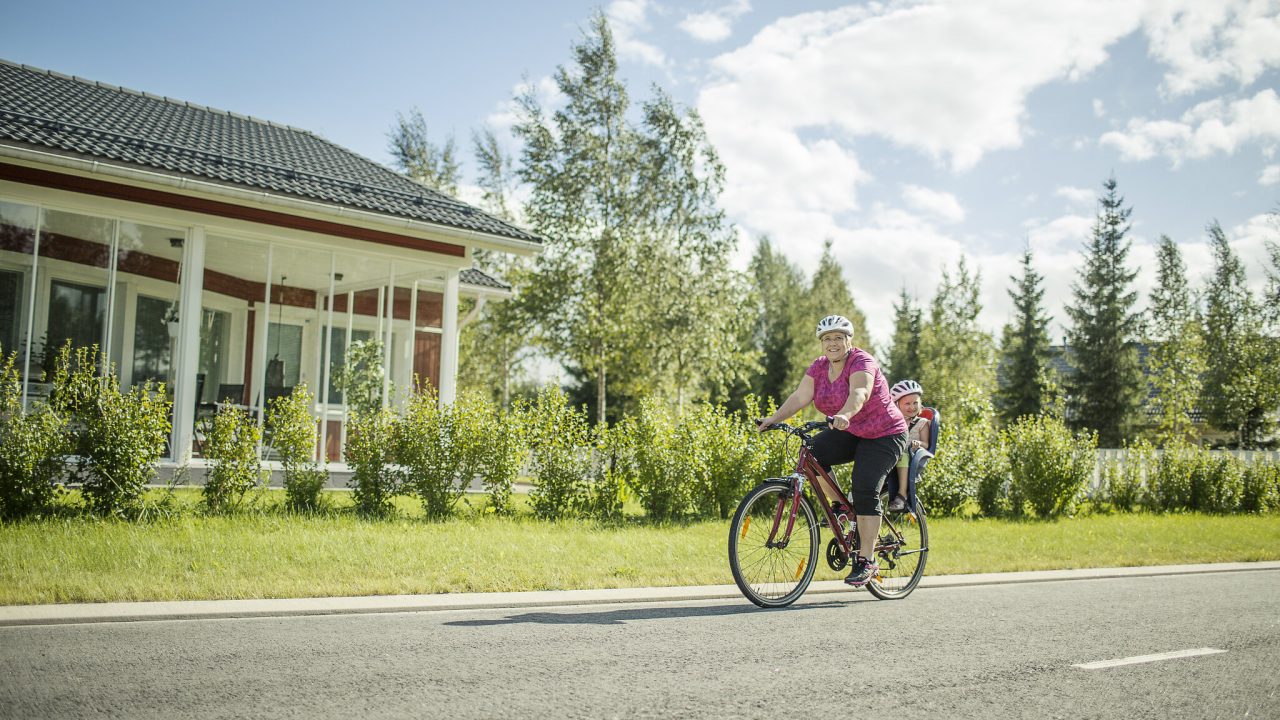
[805,348,907,439]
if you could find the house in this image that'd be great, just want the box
[0,59,541,464]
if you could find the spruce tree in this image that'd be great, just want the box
[995,247,1054,426]
[886,286,923,383]
[748,236,805,405]
[1063,176,1144,447]
[1201,221,1278,447]
[1146,235,1203,444]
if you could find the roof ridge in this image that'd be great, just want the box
[0,58,320,138]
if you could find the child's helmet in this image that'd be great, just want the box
[815,315,854,338]
[890,379,923,402]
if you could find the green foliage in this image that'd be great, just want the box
[49,344,171,518]
[918,257,996,427]
[1147,442,1201,512]
[1146,236,1203,445]
[974,435,1011,518]
[332,340,386,416]
[1198,453,1245,514]
[626,399,688,521]
[921,418,987,516]
[1063,176,1144,447]
[397,388,489,521]
[576,421,629,521]
[886,286,923,384]
[1005,414,1097,518]
[1200,222,1278,448]
[1242,462,1280,514]
[747,237,805,405]
[387,107,460,195]
[1097,441,1153,513]
[265,384,326,512]
[522,386,592,520]
[202,404,263,514]
[475,398,527,516]
[996,248,1056,426]
[0,349,68,520]
[344,407,400,518]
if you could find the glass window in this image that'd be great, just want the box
[265,321,303,398]
[131,294,172,385]
[198,308,229,404]
[324,326,374,403]
[47,279,106,354]
[0,269,21,355]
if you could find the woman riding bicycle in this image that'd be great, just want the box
[756,315,908,587]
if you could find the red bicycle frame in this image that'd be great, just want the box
[763,441,857,558]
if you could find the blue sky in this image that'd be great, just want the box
[3,0,1278,346]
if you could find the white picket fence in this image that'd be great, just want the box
[1090,448,1280,492]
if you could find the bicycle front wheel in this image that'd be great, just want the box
[729,482,820,608]
[866,495,928,600]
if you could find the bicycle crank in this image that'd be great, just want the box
[825,538,848,571]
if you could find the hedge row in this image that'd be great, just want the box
[922,413,1280,518]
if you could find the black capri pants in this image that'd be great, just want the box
[809,429,908,516]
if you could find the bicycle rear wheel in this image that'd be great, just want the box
[866,495,928,600]
[729,482,820,608]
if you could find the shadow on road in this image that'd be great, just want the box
[443,600,848,627]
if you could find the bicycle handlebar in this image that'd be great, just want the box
[755,417,834,440]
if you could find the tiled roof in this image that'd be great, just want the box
[0,59,541,246]
[459,268,511,292]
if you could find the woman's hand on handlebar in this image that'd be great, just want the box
[829,413,850,431]
[755,416,776,433]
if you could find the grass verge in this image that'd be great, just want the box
[3,492,1278,605]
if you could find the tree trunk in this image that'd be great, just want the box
[597,363,607,426]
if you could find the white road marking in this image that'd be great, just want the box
[1073,648,1227,670]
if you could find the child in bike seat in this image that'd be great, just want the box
[888,380,930,513]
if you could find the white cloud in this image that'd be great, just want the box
[1055,185,1096,206]
[679,0,752,43]
[607,0,668,67]
[1261,164,1280,185]
[901,184,965,224]
[1024,213,1094,252]
[1092,98,1106,118]
[1142,0,1280,97]
[1101,88,1280,164]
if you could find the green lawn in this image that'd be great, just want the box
[2,490,1277,605]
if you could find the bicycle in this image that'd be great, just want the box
[728,418,929,608]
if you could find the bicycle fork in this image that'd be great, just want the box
[763,475,805,549]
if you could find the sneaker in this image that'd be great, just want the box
[844,555,879,587]
[887,494,907,513]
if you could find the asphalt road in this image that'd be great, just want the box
[2,569,1276,719]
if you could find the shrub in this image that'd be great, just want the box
[628,399,689,522]
[345,407,399,518]
[1005,414,1096,518]
[575,420,629,521]
[1241,461,1280,513]
[919,421,988,517]
[1146,442,1202,512]
[265,384,327,512]
[0,349,68,520]
[398,387,488,521]
[48,344,171,518]
[1197,454,1244,514]
[974,437,1010,518]
[523,386,592,520]
[1097,440,1152,513]
[477,400,527,516]
[203,403,263,514]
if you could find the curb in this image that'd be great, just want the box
[3,561,1277,627]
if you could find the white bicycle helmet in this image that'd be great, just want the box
[815,315,854,338]
[890,379,923,402]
